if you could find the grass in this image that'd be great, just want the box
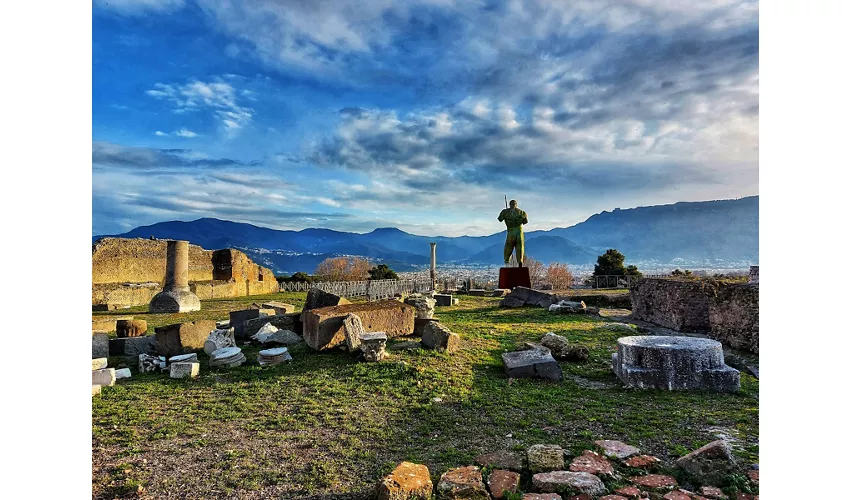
[92,293,758,498]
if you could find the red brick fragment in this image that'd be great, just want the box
[615,486,643,498]
[629,474,678,490]
[663,491,692,500]
[570,450,614,475]
[699,486,727,499]
[625,455,660,468]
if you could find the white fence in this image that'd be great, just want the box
[278,278,434,301]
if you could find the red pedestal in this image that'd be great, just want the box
[499,267,531,289]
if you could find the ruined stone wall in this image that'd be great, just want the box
[709,283,759,353]
[92,238,278,306]
[629,278,719,332]
[92,238,213,284]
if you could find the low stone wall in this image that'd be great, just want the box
[630,278,718,332]
[709,283,759,353]
[92,237,278,307]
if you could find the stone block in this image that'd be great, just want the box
[170,362,200,379]
[548,300,587,314]
[376,461,433,500]
[595,440,640,460]
[116,319,148,338]
[114,368,132,380]
[570,450,613,476]
[452,298,459,305]
[92,358,108,370]
[302,301,415,350]
[612,336,740,392]
[261,301,295,315]
[149,288,201,313]
[343,313,365,351]
[527,444,565,473]
[230,309,275,338]
[92,315,131,333]
[92,368,116,387]
[531,471,607,497]
[434,294,453,306]
[467,289,490,297]
[242,313,300,338]
[204,328,236,355]
[155,320,217,357]
[628,474,677,490]
[502,350,563,381]
[404,294,436,319]
[488,469,520,499]
[436,466,488,499]
[500,287,562,309]
[675,440,736,486]
[92,385,102,397]
[303,287,351,312]
[630,278,718,332]
[421,322,460,353]
[413,318,440,336]
[110,335,159,357]
[709,283,759,353]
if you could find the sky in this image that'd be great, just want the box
[92,0,759,237]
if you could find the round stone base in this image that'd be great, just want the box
[612,336,739,392]
[149,289,201,313]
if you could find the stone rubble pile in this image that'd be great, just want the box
[204,327,236,355]
[258,346,293,366]
[209,346,246,368]
[139,353,167,373]
[251,322,303,346]
[372,439,757,499]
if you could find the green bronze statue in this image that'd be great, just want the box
[498,199,528,266]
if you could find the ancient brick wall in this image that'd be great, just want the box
[629,278,719,332]
[92,238,279,306]
[709,283,759,353]
[92,238,213,284]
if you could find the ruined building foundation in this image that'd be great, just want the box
[149,240,201,313]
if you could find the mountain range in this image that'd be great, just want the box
[93,196,758,273]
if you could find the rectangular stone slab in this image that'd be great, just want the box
[109,335,159,357]
[92,333,109,359]
[302,301,415,350]
[155,320,217,357]
[229,309,276,338]
[502,350,563,381]
[261,301,296,315]
[434,294,453,306]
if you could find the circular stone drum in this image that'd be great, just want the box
[612,336,740,392]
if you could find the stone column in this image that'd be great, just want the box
[429,242,437,290]
[149,240,201,313]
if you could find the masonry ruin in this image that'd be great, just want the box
[92,237,278,308]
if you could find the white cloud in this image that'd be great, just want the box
[316,197,342,207]
[146,79,254,132]
[94,0,185,15]
[175,129,199,138]
[154,131,168,136]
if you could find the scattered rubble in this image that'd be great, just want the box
[532,471,607,497]
[436,466,488,499]
[595,440,640,460]
[540,333,589,361]
[500,287,562,308]
[488,469,520,499]
[569,450,614,476]
[139,353,166,373]
[251,322,302,346]
[675,440,736,485]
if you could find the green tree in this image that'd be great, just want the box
[367,264,399,281]
[592,249,642,277]
[288,272,314,283]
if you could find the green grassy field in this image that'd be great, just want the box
[92,293,758,499]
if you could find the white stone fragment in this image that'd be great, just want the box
[92,358,108,370]
[114,368,132,380]
[170,362,200,379]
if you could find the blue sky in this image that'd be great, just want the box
[92,0,758,237]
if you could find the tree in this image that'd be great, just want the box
[592,249,641,277]
[288,272,314,283]
[314,256,372,281]
[524,256,546,288]
[367,264,399,280]
[546,262,574,290]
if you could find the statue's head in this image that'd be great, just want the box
[509,199,518,208]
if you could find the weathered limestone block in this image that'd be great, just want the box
[155,320,217,357]
[242,312,300,338]
[675,440,736,486]
[503,350,563,381]
[488,469,520,499]
[92,368,116,387]
[261,301,295,315]
[303,287,351,312]
[170,362,200,379]
[630,278,718,332]
[376,461,433,500]
[436,466,489,499]
[404,294,436,319]
[531,471,607,497]
[109,335,159,357]
[92,385,102,397]
[414,317,440,336]
[527,444,565,473]
[92,315,132,333]
[116,319,148,338]
[421,322,460,353]
[343,313,365,351]
[92,333,109,359]
[612,336,740,392]
[230,308,276,338]
[92,358,108,370]
[360,332,388,362]
[434,294,453,306]
[302,301,415,350]
[709,283,759,353]
[114,368,132,380]
[204,328,236,355]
